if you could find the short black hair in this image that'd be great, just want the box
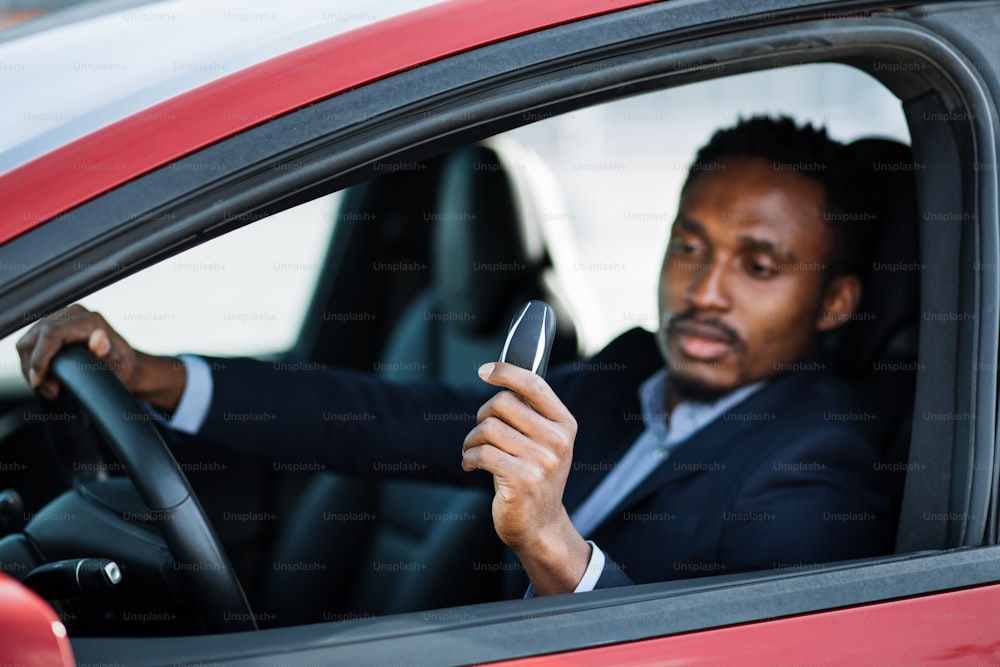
[683,115,867,278]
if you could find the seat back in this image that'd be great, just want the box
[261,142,581,623]
[831,139,921,380]
[826,138,921,539]
[381,142,579,381]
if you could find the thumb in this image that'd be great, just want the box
[88,329,112,358]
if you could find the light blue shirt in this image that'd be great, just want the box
[166,357,765,594]
[571,368,765,539]
[530,368,764,596]
[169,355,214,433]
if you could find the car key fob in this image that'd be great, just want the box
[499,300,556,378]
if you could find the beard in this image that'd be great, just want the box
[666,371,733,404]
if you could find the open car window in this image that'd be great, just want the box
[3,58,912,602]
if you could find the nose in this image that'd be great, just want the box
[684,260,731,312]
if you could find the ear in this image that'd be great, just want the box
[815,274,862,333]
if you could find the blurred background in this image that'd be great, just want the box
[0,1,909,388]
[0,0,57,28]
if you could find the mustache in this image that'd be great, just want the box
[665,309,743,346]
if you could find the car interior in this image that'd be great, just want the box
[31,129,918,636]
[253,141,583,624]
[231,132,924,626]
[0,47,978,642]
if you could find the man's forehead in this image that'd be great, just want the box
[678,157,828,236]
[684,155,826,198]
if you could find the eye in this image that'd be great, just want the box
[668,236,702,257]
[744,254,778,278]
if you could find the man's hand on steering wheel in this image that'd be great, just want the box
[16,304,186,411]
[16,304,257,632]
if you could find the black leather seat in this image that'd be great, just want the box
[259,142,581,624]
[826,138,921,535]
[381,142,579,379]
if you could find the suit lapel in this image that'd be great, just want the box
[558,328,662,514]
[610,410,755,516]
[562,418,644,513]
[586,368,812,535]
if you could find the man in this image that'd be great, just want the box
[18,117,892,597]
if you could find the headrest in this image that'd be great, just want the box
[336,154,443,247]
[433,145,541,333]
[831,138,920,378]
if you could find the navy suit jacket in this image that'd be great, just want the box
[194,328,893,591]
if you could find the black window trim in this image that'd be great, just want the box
[70,546,1000,666]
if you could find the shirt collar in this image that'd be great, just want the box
[638,367,767,442]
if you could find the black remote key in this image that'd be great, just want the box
[499,300,556,378]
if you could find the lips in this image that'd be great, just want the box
[671,320,738,362]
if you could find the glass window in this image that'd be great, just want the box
[0,193,338,391]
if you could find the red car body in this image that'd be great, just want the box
[0,0,998,664]
[0,0,654,240]
[0,571,75,666]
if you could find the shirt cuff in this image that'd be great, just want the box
[164,354,213,435]
[522,540,605,598]
[573,541,605,593]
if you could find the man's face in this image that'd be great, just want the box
[657,155,853,403]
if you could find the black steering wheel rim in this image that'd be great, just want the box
[49,346,257,633]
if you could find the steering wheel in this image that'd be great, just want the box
[48,346,256,633]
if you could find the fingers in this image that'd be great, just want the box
[89,329,112,357]
[474,363,577,452]
[464,365,578,553]
[468,364,576,463]
[15,328,40,387]
[463,412,557,463]
[462,423,550,500]
[477,362,570,421]
[463,366,576,479]
[461,430,519,475]
[15,305,115,399]
[473,392,572,463]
